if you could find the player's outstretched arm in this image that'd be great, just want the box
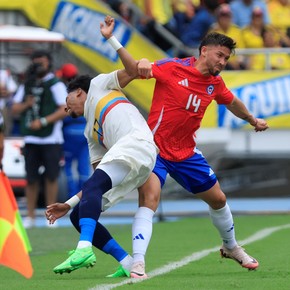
[226,96,269,132]
[100,15,152,86]
[45,192,82,224]
[45,203,70,224]
[100,16,138,78]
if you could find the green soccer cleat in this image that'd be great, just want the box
[53,250,77,274]
[53,247,96,274]
[106,265,130,278]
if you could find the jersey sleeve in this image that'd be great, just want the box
[92,71,121,91]
[215,77,235,105]
[152,58,174,82]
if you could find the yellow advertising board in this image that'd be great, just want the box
[0,0,165,112]
[203,70,290,128]
[1,0,289,128]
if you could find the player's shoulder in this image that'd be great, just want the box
[93,71,116,81]
[91,72,111,86]
[155,57,195,67]
[211,73,226,84]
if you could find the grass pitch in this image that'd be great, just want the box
[1,215,289,290]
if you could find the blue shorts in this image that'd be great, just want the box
[153,149,217,194]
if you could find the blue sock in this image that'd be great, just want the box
[102,239,128,262]
[79,218,97,243]
[79,169,112,219]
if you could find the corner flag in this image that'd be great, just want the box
[0,171,33,278]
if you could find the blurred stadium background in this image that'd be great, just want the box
[0,0,289,225]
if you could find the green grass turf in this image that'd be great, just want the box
[0,215,289,290]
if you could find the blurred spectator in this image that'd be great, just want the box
[172,0,200,13]
[108,0,134,24]
[179,0,218,49]
[11,50,67,228]
[241,7,289,69]
[210,4,246,69]
[241,7,267,68]
[132,0,178,51]
[0,69,17,135]
[56,63,90,198]
[173,0,196,39]
[250,27,290,70]
[262,28,290,69]
[242,7,267,49]
[230,0,270,28]
[56,63,78,82]
[268,0,290,38]
[268,0,290,37]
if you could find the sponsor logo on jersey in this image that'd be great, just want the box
[178,78,189,87]
[207,85,214,95]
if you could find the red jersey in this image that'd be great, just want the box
[148,57,234,161]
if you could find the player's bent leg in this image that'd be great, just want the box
[138,173,161,210]
[130,174,161,279]
[70,206,133,277]
[197,181,258,270]
[197,183,237,249]
[196,181,226,210]
[220,245,259,270]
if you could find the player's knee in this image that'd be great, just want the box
[138,188,160,211]
[211,192,227,209]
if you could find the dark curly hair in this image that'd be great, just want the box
[67,75,93,94]
[198,32,236,55]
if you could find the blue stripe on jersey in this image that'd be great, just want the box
[99,97,128,126]
[156,57,192,67]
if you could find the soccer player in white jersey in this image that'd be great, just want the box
[45,18,158,274]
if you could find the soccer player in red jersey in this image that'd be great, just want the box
[59,16,268,279]
[130,28,269,277]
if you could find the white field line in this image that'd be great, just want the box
[89,223,290,290]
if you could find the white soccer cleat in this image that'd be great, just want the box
[220,245,259,270]
[130,262,148,278]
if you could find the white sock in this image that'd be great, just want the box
[209,203,237,249]
[77,241,92,249]
[132,207,154,264]
[120,254,133,271]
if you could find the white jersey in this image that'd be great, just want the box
[84,71,158,211]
